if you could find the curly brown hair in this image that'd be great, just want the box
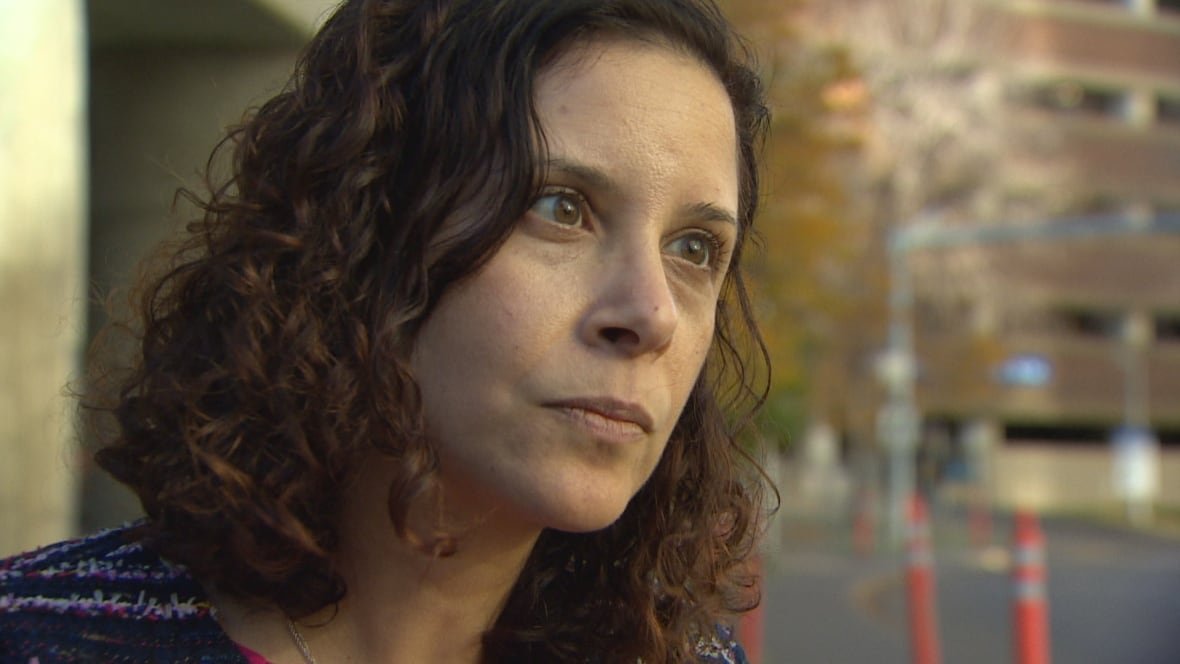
[90,0,772,661]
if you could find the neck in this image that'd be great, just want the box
[217,456,542,664]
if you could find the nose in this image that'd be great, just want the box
[580,243,678,357]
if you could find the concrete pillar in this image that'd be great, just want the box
[0,0,88,555]
[1120,88,1155,129]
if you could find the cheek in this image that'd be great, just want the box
[681,302,718,372]
[416,255,568,383]
[661,312,717,427]
[476,245,583,347]
[411,277,510,399]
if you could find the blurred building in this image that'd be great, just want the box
[948,0,1180,510]
[813,0,1180,511]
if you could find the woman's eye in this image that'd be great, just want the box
[530,191,584,227]
[666,233,718,268]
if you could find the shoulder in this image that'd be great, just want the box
[694,626,751,664]
[0,523,242,661]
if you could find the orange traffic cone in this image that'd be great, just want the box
[906,495,942,664]
[1012,510,1051,664]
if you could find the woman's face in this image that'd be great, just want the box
[410,38,740,533]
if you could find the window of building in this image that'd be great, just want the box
[1005,422,1180,446]
[1005,422,1106,445]
[1072,194,1128,216]
[1019,81,1124,119]
[1159,0,1180,15]
[1054,0,1180,14]
[1055,307,1119,338]
[1156,311,1180,342]
[1053,0,1123,7]
[1157,94,1180,128]
[1054,0,1156,13]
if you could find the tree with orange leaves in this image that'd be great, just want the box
[722,0,880,448]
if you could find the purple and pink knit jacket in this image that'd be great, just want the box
[0,524,246,662]
[1,524,750,663]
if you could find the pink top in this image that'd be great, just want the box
[236,643,273,664]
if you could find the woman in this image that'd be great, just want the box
[0,0,771,661]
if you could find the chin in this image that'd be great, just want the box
[534,492,636,534]
[548,514,624,534]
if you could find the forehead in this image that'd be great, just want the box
[533,38,740,214]
[537,35,730,123]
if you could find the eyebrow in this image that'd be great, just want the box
[684,200,739,228]
[545,157,739,228]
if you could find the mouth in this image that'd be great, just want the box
[545,397,655,436]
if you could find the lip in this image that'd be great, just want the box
[545,396,655,435]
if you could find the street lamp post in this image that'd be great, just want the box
[878,230,920,547]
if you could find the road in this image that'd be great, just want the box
[759,510,1180,663]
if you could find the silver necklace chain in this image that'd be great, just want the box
[286,618,317,664]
